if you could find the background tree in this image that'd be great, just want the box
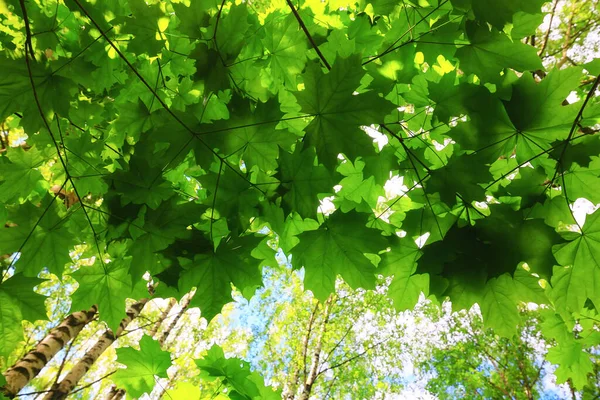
[417,306,559,399]
[535,0,600,66]
[218,268,408,399]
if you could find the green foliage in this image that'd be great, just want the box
[0,274,46,357]
[113,335,172,398]
[196,345,280,399]
[418,306,552,399]
[0,0,600,396]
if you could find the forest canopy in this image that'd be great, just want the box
[1,0,600,398]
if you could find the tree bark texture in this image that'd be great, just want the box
[103,385,126,400]
[153,369,179,400]
[1,305,98,398]
[149,298,176,339]
[299,295,334,400]
[284,302,320,400]
[111,388,126,400]
[43,299,147,400]
[159,294,192,347]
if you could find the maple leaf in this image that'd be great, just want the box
[294,55,396,167]
[379,237,428,310]
[196,345,280,399]
[456,22,542,82]
[113,335,172,397]
[552,210,600,311]
[2,0,600,390]
[547,340,594,389]
[292,211,387,300]
[178,236,263,320]
[276,146,334,219]
[0,274,47,357]
[262,13,308,88]
[0,146,47,203]
[70,256,134,331]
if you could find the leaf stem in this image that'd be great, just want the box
[285,0,331,71]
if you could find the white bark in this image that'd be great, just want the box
[149,298,176,339]
[43,299,147,400]
[299,295,334,400]
[159,293,192,347]
[103,385,126,400]
[1,306,98,398]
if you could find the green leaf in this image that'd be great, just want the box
[547,340,594,389]
[292,211,386,300]
[549,265,587,315]
[0,291,23,358]
[552,210,600,311]
[172,1,215,39]
[195,344,280,399]
[197,162,260,233]
[0,199,78,277]
[456,22,542,82]
[561,157,600,204]
[178,237,263,320]
[1,0,599,389]
[117,0,167,55]
[294,55,396,167]
[113,335,172,398]
[0,274,47,358]
[503,68,582,140]
[0,146,47,203]
[513,264,547,304]
[70,257,134,331]
[110,155,175,210]
[203,99,295,172]
[128,200,202,278]
[480,274,520,337]
[0,57,30,121]
[0,274,47,322]
[277,146,334,219]
[111,99,154,145]
[426,153,492,206]
[457,0,545,29]
[262,13,308,87]
[379,237,428,310]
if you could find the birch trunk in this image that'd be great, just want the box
[149,298,176,338]
[1,305,98,398]
[299,295,334,400]
[112,388,126,400]
[153,370,179,400]
[283,302,320,400]
[158,293,192,347]
[43,299,147,400]
[104,298,174,400]
[103,385,126,400]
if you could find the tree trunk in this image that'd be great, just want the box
[567,378,577,400]
[284,302,320,400]
[299,295,334,400]
[149,298,176,338]
[43,299,147,400]
[159,293,192,347]
[103,385,117,400]
[104,298,174,400]
[557,2,576,68]
[154,370,179,399]
[103,385,126,400]
[1,305,98,398]
[111,388,126,400]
